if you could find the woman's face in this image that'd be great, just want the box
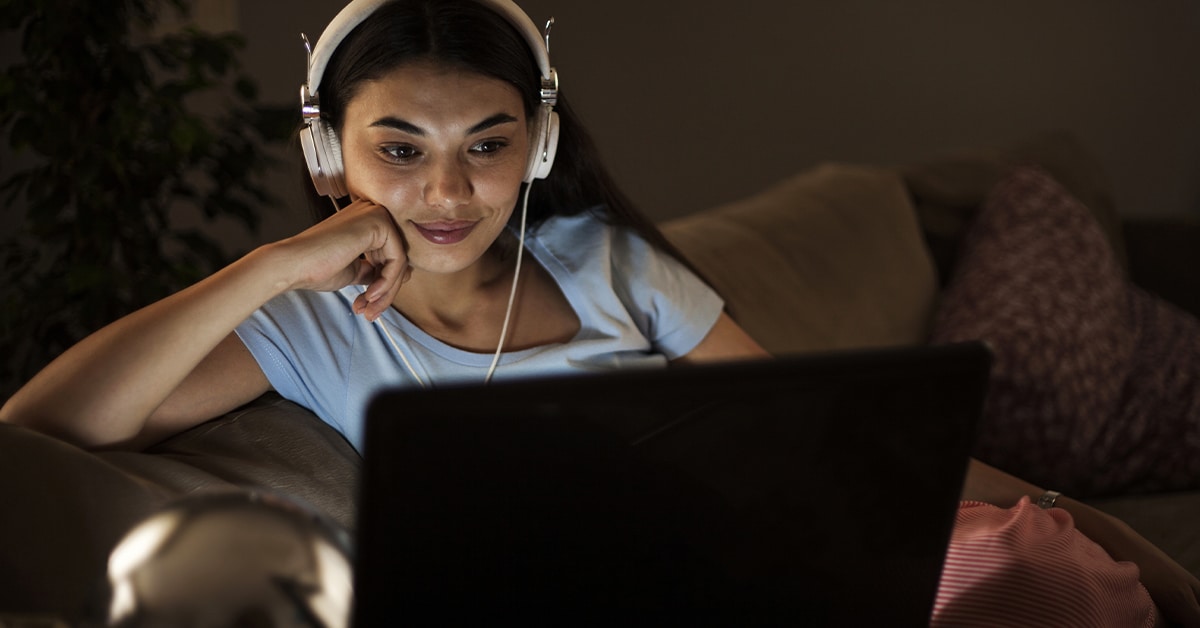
[340,61,530,277]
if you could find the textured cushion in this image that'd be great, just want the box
[662,163,938,355]
[930,167,1200,497]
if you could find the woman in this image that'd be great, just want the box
[2,0,1197,624]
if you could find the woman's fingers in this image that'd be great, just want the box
[355,215,410,320]
[356,258,411,321]
[350,259,381,317]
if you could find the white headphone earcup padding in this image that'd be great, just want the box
[300,119,348,199]
[318,122,347,198]
[527,109,560,182]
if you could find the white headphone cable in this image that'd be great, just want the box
[374,315,428,389]
[484,179,532,384]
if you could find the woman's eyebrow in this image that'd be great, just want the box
[369,113,519,136]
[369,116,423,135]
[466,113,519,134]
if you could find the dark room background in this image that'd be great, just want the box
[232,0,1200,249]
[4,0,1200,251]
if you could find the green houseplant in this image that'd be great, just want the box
[0,0,294,399]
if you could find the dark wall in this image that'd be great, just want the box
[237,0,1200,240]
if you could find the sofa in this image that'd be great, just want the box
[2,131,1197,622]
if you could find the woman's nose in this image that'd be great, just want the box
[422,157,472,210]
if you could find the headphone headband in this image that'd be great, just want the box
[305,0,556,101]
[299,0,560,197]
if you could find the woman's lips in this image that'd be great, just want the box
[412,220,477,245]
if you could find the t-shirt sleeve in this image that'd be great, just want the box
[610,228,725,360]
[233,290,353,433]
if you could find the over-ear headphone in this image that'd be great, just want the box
[299,0,560,199]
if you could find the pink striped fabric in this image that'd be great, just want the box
[932,498,1157,627]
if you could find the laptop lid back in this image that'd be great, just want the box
[354,342,990,626]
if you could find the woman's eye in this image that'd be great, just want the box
[381,145,419,162]
[472,140,508,155]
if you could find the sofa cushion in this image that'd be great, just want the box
[930,167,1200,497]
[662,164,938,355]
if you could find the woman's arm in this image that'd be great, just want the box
[132,332,270,450]
[0,199,409,449]
[1,248,286,448]
[671,312,770,366]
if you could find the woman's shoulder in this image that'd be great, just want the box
[532,208,609,240]
[529,209,700,306]
[531,209,653,263]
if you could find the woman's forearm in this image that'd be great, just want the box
[1,200,407,447]
[0,243,295,446]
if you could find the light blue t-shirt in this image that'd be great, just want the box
[234,211,724,453]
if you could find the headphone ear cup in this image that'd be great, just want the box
[300,118,348,199]
[526,107,560,182]
[320,123,348,197]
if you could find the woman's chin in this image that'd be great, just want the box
[405,250,483,278]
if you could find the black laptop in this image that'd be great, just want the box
[352,342,991,626]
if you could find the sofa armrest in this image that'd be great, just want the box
[1090,491,1200,578]
[1123,218,1200,318]
[103,393,362,531]
[0,393,359,620]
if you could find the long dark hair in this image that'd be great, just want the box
[303,0,688,262]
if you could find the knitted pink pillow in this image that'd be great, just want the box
[930,167,1200,497]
